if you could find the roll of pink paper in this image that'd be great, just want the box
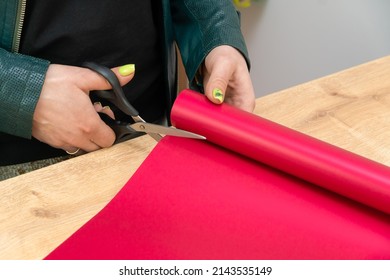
[171,90,390,215]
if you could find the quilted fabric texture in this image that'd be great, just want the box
[0,48,49,138]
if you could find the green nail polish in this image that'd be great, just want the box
[119,64,135,76]
[213,88,224,103]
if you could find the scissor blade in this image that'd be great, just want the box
[130,123,206,140]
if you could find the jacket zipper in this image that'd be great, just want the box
[12,0,27,53]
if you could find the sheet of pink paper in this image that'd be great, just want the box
[46,136,390,259]
[45,90,390,260]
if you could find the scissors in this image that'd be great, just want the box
[83,62,206,143]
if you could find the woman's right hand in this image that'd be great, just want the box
[32,63,135,154]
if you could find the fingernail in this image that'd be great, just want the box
[93,102,102,107]
[102,106,111,111]
[212,88,224,103]
[233,0,251,8]
[119,64,135,76]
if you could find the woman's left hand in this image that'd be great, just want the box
[202,45,256,112]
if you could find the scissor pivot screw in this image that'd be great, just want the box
[139,125,146,130]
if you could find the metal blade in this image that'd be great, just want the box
[130,122,206,140]
[131,116,162,142]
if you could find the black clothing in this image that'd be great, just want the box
[1,0,165,165]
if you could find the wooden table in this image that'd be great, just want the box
[1,55,390,260]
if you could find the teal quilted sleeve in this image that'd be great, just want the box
[171,0,250,85]
[0,48,50,138]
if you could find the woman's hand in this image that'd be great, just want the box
[32,63,135,154]
[202,45,256,112]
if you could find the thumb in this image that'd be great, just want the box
[81,64,135,91]
[204,62,234,105]
[111,64,136,87]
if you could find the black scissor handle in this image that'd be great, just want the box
[98,113,144,144]
[83,62,139,117]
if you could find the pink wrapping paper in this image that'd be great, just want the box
[171,90,390,215]
[45,89,390,260]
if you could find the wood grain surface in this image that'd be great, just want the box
[0,55,389,259]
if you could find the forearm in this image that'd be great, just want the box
[0,48,50,138]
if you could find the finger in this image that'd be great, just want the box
[93,102,115,119]
[101,106,115,119]
[79,64,136,91]
[86,118,116,150]
[112,64,136,86]
[64,112,116,151]
[71,134,103,153]
[204,60,235,105]
[62,124,114,154]
[225,73,256,112]
[93,102,103,111]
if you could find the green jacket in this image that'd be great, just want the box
[0,0,249,139]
